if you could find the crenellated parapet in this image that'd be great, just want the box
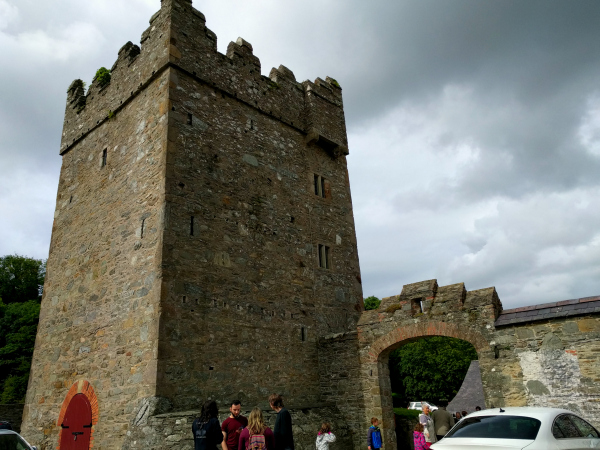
[359,279,503,327]
[60,0,348,157]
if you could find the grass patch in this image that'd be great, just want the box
[394,408,420,419]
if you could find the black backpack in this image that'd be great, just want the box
[194,419,215,450]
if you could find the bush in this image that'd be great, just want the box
[364,296,381,310]
[94,67,111,88]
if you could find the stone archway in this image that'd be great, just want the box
[356,280,500,450]
[360,321,490,449]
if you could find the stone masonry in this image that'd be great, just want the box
[19,0,600,449]
[21,0,362,448]
[319,280,600,449]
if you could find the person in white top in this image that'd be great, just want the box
[419,404,437,447]
[315,422,336,450]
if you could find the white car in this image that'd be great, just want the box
[408,401,438,411]
[431,407,600,450]
[0,430,38,450]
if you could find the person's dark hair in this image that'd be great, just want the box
[414,422,424,432]
[462,410,468,417]
[199,400,219,422]
[475,406,481,411]
[318,422,331,434]
[231,399,241,407]
[269,394,284,408]
[439,399,448,407]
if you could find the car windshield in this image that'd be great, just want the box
[0,434,30,450]
[446,415,541,440]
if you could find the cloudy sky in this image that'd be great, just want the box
[2,0,600,309]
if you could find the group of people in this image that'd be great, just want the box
[192,394,336,450]
[414,402,482,449]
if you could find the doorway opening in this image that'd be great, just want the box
[388,336,479,450]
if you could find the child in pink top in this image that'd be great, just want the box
[414,422,428,450]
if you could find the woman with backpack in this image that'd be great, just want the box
[315,422,336,450]
[238,407,275,450]
[192,400,224,450]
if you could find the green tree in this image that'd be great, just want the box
[389,336,478,406]
[0,255,45,304]
[364,296,381,310]
[0,255,45,403]
[0,300,41,403]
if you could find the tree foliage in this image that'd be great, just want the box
[0,255,45,304]
[0,255,45,403]
[364,296,381,310]
[389,336,478,406]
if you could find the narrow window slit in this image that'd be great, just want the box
[182,296,187,304]
[187,113,193,125]
[190,216,195,236]
[141,219,145,238]
[101,149,107,167]
[301,327,306,342]
[318,244,331,269]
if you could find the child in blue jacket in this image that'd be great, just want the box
[367,417,382,450]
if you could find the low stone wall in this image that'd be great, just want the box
[0,404,24,433]
[123,404,353,450]
[394,415,418,450]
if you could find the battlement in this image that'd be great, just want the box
[60,0,348,156]
[358,279,503,326]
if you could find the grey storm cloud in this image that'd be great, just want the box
[1,0,600,308]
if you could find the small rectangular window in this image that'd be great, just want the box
[141,219,145,238]
[101,149,107,167]
[187,113,193,125]
[318,244,330,269]
[301,327,306,342]
[190,216,195,236]
[314,174,327,198]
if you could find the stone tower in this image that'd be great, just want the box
[21,0,363,448]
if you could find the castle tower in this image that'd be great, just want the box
[21,0,363,448]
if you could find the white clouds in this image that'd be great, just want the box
[578,94,600,157]
[350,83,600,308]
[0,167,57,260]
[2,0,600,311]
[0,0,18,30]
[1,22,103,63]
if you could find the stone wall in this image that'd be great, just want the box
[123,405,353,450]
[23,0,362,448]
[332,279,600,449]
[0,404,24,433]
[493,315,600,425]
[318,331,365,450]
[21,65,169,449]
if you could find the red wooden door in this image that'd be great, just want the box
[60,393,92,450]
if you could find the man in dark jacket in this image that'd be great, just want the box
[269,394,294,450]
[431,400,455,441]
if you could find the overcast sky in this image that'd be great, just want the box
[2,0,600,309]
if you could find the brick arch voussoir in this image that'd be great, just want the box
[367,321,490,363]
[56,380,100,449]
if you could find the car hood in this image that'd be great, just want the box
[431,438,534,450]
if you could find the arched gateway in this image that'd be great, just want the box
[318,279,600,450]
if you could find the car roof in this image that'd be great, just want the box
[0,430,19,435]
[465,407,574,420]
